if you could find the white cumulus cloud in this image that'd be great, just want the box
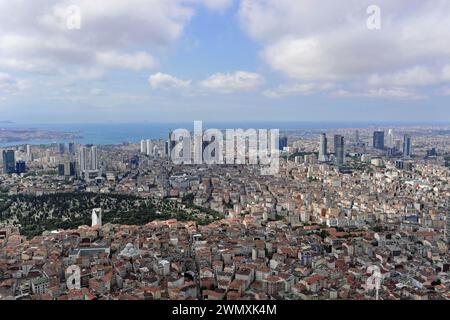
[200,71,264,93]
[149,72,191,90]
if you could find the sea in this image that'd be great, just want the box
[0,121,447,147]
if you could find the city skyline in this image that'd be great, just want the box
[0,1,449,123]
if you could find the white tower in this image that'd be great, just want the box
[91,208,102,228]
[146,140,152,156]
[140,140,147,154]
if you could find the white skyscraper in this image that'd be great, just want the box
[387,129,395,148]
[146,139,152,156]
[79,146,98,174]
[140,140,147,154]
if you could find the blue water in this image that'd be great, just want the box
[0,121,448,147]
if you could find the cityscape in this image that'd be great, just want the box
[0,0,449,306]
[0,124,449,300]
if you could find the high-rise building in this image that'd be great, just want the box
[2,150,15,174]
[387,129,395,148]
[79,147,88,172]
[354,130,360,144]
[140,140,147,154]
[279,136,288,151]
[15,160,26,174]
[26,145,32,161]
[168,131,176,159]
[58,163,65,176]
[68,142,76,155]
[90,146,98,170]
[334,135,345,166]
[78,145,98,174]
[403,134,412,159]
[59,161,76,176]
[59,143,66,155]
[373,131,385,150]
[146,140,152,156]
[318,133,328,162]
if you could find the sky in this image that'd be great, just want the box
[0,0,449,124]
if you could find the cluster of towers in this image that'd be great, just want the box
[318,133,345,166]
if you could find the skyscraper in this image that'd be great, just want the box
[318,133,328,162]
[79,145,98,174]
[279,136,288,151]
[373,131,385,150]
[403,134,412,159]
[146,140,152,156]
[68,142,76,155]
[59,143,66,155]
[387,129,395,148]
[2,150,15,174]
[90,146,98,170]
[334,135,345,166]
[140,140,147,154]
[354,130,360,144]
[15,160,26,174]
[79,147,88,172]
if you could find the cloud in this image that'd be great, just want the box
[0,0,196,74]
[0,72,29,93]
[200,71,264,93]
[263,82,334,98]
[239,0,450,88]
[368,66,443,87]
[149,72,191,90]
[332,87,426,100]
[96,51,157,71]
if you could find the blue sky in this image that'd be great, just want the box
[0,0,449,123]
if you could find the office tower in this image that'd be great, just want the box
[59,143,66,155]
[60,161,76,176]
[373,131,385,150]
[164,141,170,157]
[58,163,65,176]
[168,131,176,159]
[68,161,76,176]
[395,139,402,152]
[334,135,345,166]
[140,139,147,154]
[2,150,15,174]
[318,133,328,162]
[403,134,412,159]
[354,130,360,144]
[279,136,288,151]
[78,145,98,174]
[26,145,32,161]
[90,146,98,170]
[79,147,88,172]
[68,142,76,155]
[146,139,152,156]
[387,129,394,148]
[15,160,26,174]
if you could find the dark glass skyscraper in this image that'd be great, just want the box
[373,131,385,150]
[334,135,345,166]
[2,150,15,174]
[403,134,412,159]
[279,136,288,150]
[15,160,26,174]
